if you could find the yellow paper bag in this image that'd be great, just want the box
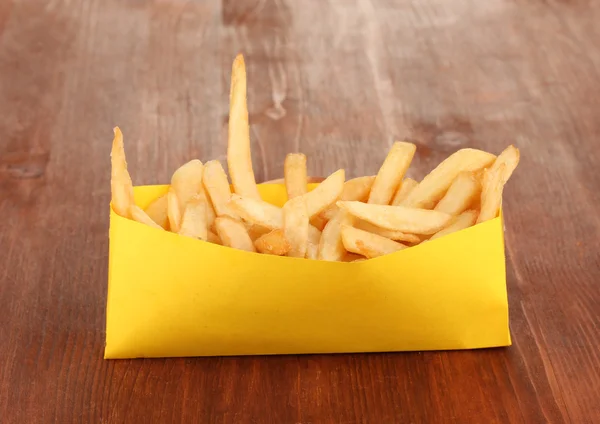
[105,183,511,359]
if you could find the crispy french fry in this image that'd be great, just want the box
[337,201,451,235]
[245,223,272,241]
[283,196,309,258]
[391,178,418,206]
[309,215,328,231]
[303,169,345,218]
[227,54,260,200]
[434,171,481,216]
[254,229,291,256]
[171,159,204,209]
[321,176,376,220]
[144,194,169,229]
[401,148,496,209]
[341,225,406,259]
[341,252,365,262]
[130,205,163,230]
[110,127,135,218]
[264,177,325,184]
[230,194,283,230]
[431,210,479,240]
[354,220,421,244]
[202,160,239,219]
[178,194,208,240]
[214,216,256,252]
[477,145,520,223]
[167,188,182,233]
[318,210,353,261]
[208,230,222,245]
[306,225,321,260]
[368,141,416,205]
[284,153,307,199]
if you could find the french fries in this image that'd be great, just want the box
[227,54,261,200]
[368,141,416,205]
[341,225,406,259]
[284,153,308,199]
[254,229,291,256]
[178,194,208,240]
[401,148,496,209]
[110,127,135,218]
[214,216,255,252]
[130,205,164,230]
[434,171,480,216]
[391,178,418,206]
[337,201,451,235]
[109,54,521,262]
[283,196,309,258]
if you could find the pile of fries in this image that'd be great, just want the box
[110,54,520,262]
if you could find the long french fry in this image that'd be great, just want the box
[144,194,169,229]
[167,188,182,233]
[227,54,261,200]
[306,225,321,260]
[214,216,256,252]
[401,149,496,209]
[110,127,135,218]
[434,171,480,216]
[391,178,418,206]
[303,169,345,218]
[337,201,451,235]
[230,194,283,230]
[431,210,478,240]
[283,196,309,258]
[354,220,421,244]
[318,210,353,261]
[178,194,208,240]
[341,225,406,259]
[254,229,291,255]
[284,153,308,199]
[203,160,239,219]
[130,205,163,230]
[368,141,416,205]
[170,159,204,210]
[477,145,520,223]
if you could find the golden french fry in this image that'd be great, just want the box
[320,176,376,220]
[214,216,256,252]
[434,171,481,216]
[391,178,418,206]
[306,225,321,260]
[227,54,260,200]
[477,145,520,223]
[283,196,309,258]
[401,149,496,209]
[264,177,324,184]
[337,201,451,235]
[178,194,208,240]
[202,160,239,219]
[110,127,135,218]
[130,205,164,230]
[230,194,283,230]
[341,225,407,259]
[245,223,272,241]
[144,194,169,229]
[303,169,345,218]
[318,210,353,261]
[354,220,421,244]
[368,141,416,205]
[254,229,291,256]
[171,160,204,209]
[309,215,328,231]
[431,210,478,240]
[284,153,308,199]
[208,230,222,245]
[341,252,365,262]
[167,188,182,233]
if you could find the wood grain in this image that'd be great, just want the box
[1,0,599,423]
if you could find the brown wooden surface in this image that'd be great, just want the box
[1,1,599,423]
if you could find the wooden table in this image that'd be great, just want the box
[1,1,599,423]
